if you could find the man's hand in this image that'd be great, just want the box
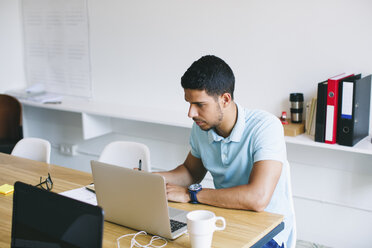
[165,183,190,203]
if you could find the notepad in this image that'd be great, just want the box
[0,184,14,195]
[59,186,97,205]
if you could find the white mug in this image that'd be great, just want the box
[187,210,226,248]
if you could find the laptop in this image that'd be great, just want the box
[91,160,188,239]
[11,181,104,248]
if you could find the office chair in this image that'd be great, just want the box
[99,141,151,172]
[286,163,297,248]
[0,94,23,154]
[11,137,51,163]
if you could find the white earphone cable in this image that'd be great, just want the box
[117,231,168,248]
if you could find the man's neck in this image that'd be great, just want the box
[214,102,238,138]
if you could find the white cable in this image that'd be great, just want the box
[117,231,168,248]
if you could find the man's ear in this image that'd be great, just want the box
[220,93,232,107]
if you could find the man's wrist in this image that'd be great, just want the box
[188,183,202,204]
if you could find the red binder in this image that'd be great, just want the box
[325,73,354,144]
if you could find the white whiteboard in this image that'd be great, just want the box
[22,0,91,98]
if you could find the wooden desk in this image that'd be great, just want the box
[0,153,284,248]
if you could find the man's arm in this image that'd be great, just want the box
[166,160,282,212]
[156,151,207,187]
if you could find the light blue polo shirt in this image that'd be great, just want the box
[190,103,294,247]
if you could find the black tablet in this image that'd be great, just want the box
[11,181,104,248]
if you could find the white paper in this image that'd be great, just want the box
[25,83,45,93]
[6,90,63,103]
[325,105,334,142]
[21,0,92,98]
[59,186,97,206]
[341,82,354,119]
[28,92,64,103]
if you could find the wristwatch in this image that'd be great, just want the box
[188,183,202,204]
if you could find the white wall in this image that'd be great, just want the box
[88,0,372,115]
[288,144,372,247]
[89,0,372,134]
[0,0,26,92]
[2,0,372,127]
[2,0,372,247]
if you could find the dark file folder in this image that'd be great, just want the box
[315,80,328,142]
[337,74,371,146]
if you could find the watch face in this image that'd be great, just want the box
[189,184,202,191]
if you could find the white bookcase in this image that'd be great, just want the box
[285,134,372,156]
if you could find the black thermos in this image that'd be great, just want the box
[290,93,304,123]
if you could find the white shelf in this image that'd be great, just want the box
[20,96,193,127]
[285,134,372,155]
[20,96,193,140]
[21,96,193,128]
[19,96,372,155]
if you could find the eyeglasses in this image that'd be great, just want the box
[35,173,53,191]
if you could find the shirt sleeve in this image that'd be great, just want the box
[252,115,287,165]
[189,123,201,159]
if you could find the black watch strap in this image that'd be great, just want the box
[189,190,199,204]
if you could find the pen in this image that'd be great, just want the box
[85,183,95,194]
[44,101,62,104]
[139,159,142,171]
[85,186,95,194]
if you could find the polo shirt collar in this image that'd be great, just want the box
[208,103,245,144]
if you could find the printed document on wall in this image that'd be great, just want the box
[21,0,91,98]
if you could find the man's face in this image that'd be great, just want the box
[184,89,223,131]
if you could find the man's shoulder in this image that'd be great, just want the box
[242,107,279,125]
[237,107,283,140]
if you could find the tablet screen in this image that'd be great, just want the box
[11,181,104,248]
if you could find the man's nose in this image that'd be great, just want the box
[188,105,198,119]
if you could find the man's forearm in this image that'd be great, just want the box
[164,160,281,212]
[165,183,270,212]
[197,185,269,212]
[155,164,195,187]
[196,160,281,211]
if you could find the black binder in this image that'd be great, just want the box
[314,80,328,142]
[337,74,371,146]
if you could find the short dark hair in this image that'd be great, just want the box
[181,55,235,99]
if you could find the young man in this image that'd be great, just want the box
[158,55,294,248]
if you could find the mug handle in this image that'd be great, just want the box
[214,216,226,231]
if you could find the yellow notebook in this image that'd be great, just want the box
[0,184,14,195]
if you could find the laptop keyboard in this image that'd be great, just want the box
[170,219,187,232]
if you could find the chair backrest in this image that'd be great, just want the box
[11,138,51,163]
[0,94,22,140]
[286,162,297,248]
[98,141,151,172]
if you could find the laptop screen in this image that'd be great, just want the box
[11,181,104,248]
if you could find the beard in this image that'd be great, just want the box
[193,104,223,131]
